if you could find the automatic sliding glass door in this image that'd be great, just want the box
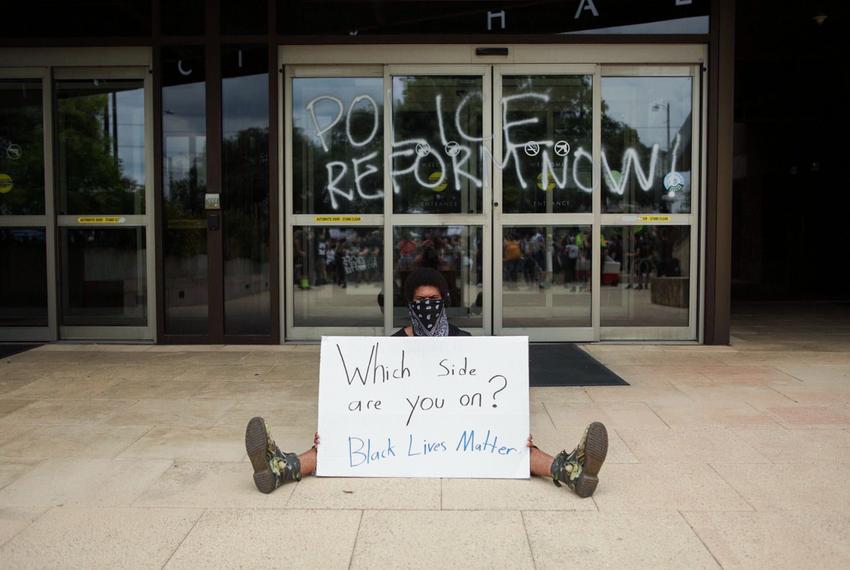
[0,70,54,341]
[493,66,598,341]
[280,49,703,343]
[53,68,155,340]
[598,68,700,340]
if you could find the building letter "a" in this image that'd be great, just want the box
[574,0,600,19]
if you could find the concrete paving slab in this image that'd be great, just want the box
[0,461,38,492]
[0,506,201,569]
[351,510,534,569]
[1,375,123,399]
[591,463,753,512]
[710,462,850,512]
[287,475,441,510]
[763,404,850,429]
[0,507,48,548]
[648,401,782,428]
[117,424,246,462]
[164,509,360,569]
[97,378,211,400]
[544,401,669,431]
[171,365,274,382]
[524,511,719,569]
[731,428,850,463]
[0,398,34,419]
[684,510,850,569]
[134,461,296,508]
[442,477,597,510]
[0,458,172,508]
[618,427,772,464]
[0,398,132,425]
[105,398,237,428]
[0,423,151,460]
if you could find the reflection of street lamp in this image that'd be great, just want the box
[652,101,671,171]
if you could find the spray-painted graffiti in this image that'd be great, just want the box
[303,89,684,210]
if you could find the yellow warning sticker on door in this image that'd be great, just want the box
[77,216,126,224]
[313,216,362,223]
[637,215,672,223]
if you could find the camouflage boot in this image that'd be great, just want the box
[551,421,608,498]
[245,416,302,494]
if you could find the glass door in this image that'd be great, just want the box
[281,48,703,343]
[493,65,598,341]
[53,68,155,340]
[0,68,55,341]
[597,66,700,340]
[386,66,492,337]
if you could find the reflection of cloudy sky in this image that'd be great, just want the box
[163,82,206,184]
[602,77,692,149]
[223,73,269,137]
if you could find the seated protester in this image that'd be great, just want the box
[245,268,609,498]
[392,267,469,337]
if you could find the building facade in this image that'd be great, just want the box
[0,0,734,344]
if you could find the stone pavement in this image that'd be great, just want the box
[1,311,850,568]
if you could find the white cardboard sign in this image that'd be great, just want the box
[316,336,529,479]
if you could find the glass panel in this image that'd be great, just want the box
[222,46,271,336]
[0,80,44,216]
[293,226,384,328]
[392,76,484,214]
[162,0,205,36]
[162,46,208,335]
[59,228,146,326]
[600,225,690,327]
[502,226,592,328]
[0,228,47,326]
[55,79,146,215]
[501,75,593,214]
[292,78,383,215]
[392,226,483,330]
[601,76,693,214]
[222,0,267,34]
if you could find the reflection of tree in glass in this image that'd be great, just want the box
[392,76,483,214]
[56,92,144,213]
[501,76,592,214]
[292,97,383,215]
[222,126,269,261]
[0,86,44,215]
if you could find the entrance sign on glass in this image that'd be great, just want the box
[317,336,530,478]
[299,84,686,210]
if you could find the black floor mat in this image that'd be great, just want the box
[0,344,41,359]
[529,344,628,387]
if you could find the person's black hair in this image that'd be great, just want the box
[403,267,449,303]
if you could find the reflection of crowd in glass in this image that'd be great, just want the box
[396,229,482,310]
[503,229,593,289]
[502,227,684,291]
[601,228,683,289]
[294,228,383,289]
